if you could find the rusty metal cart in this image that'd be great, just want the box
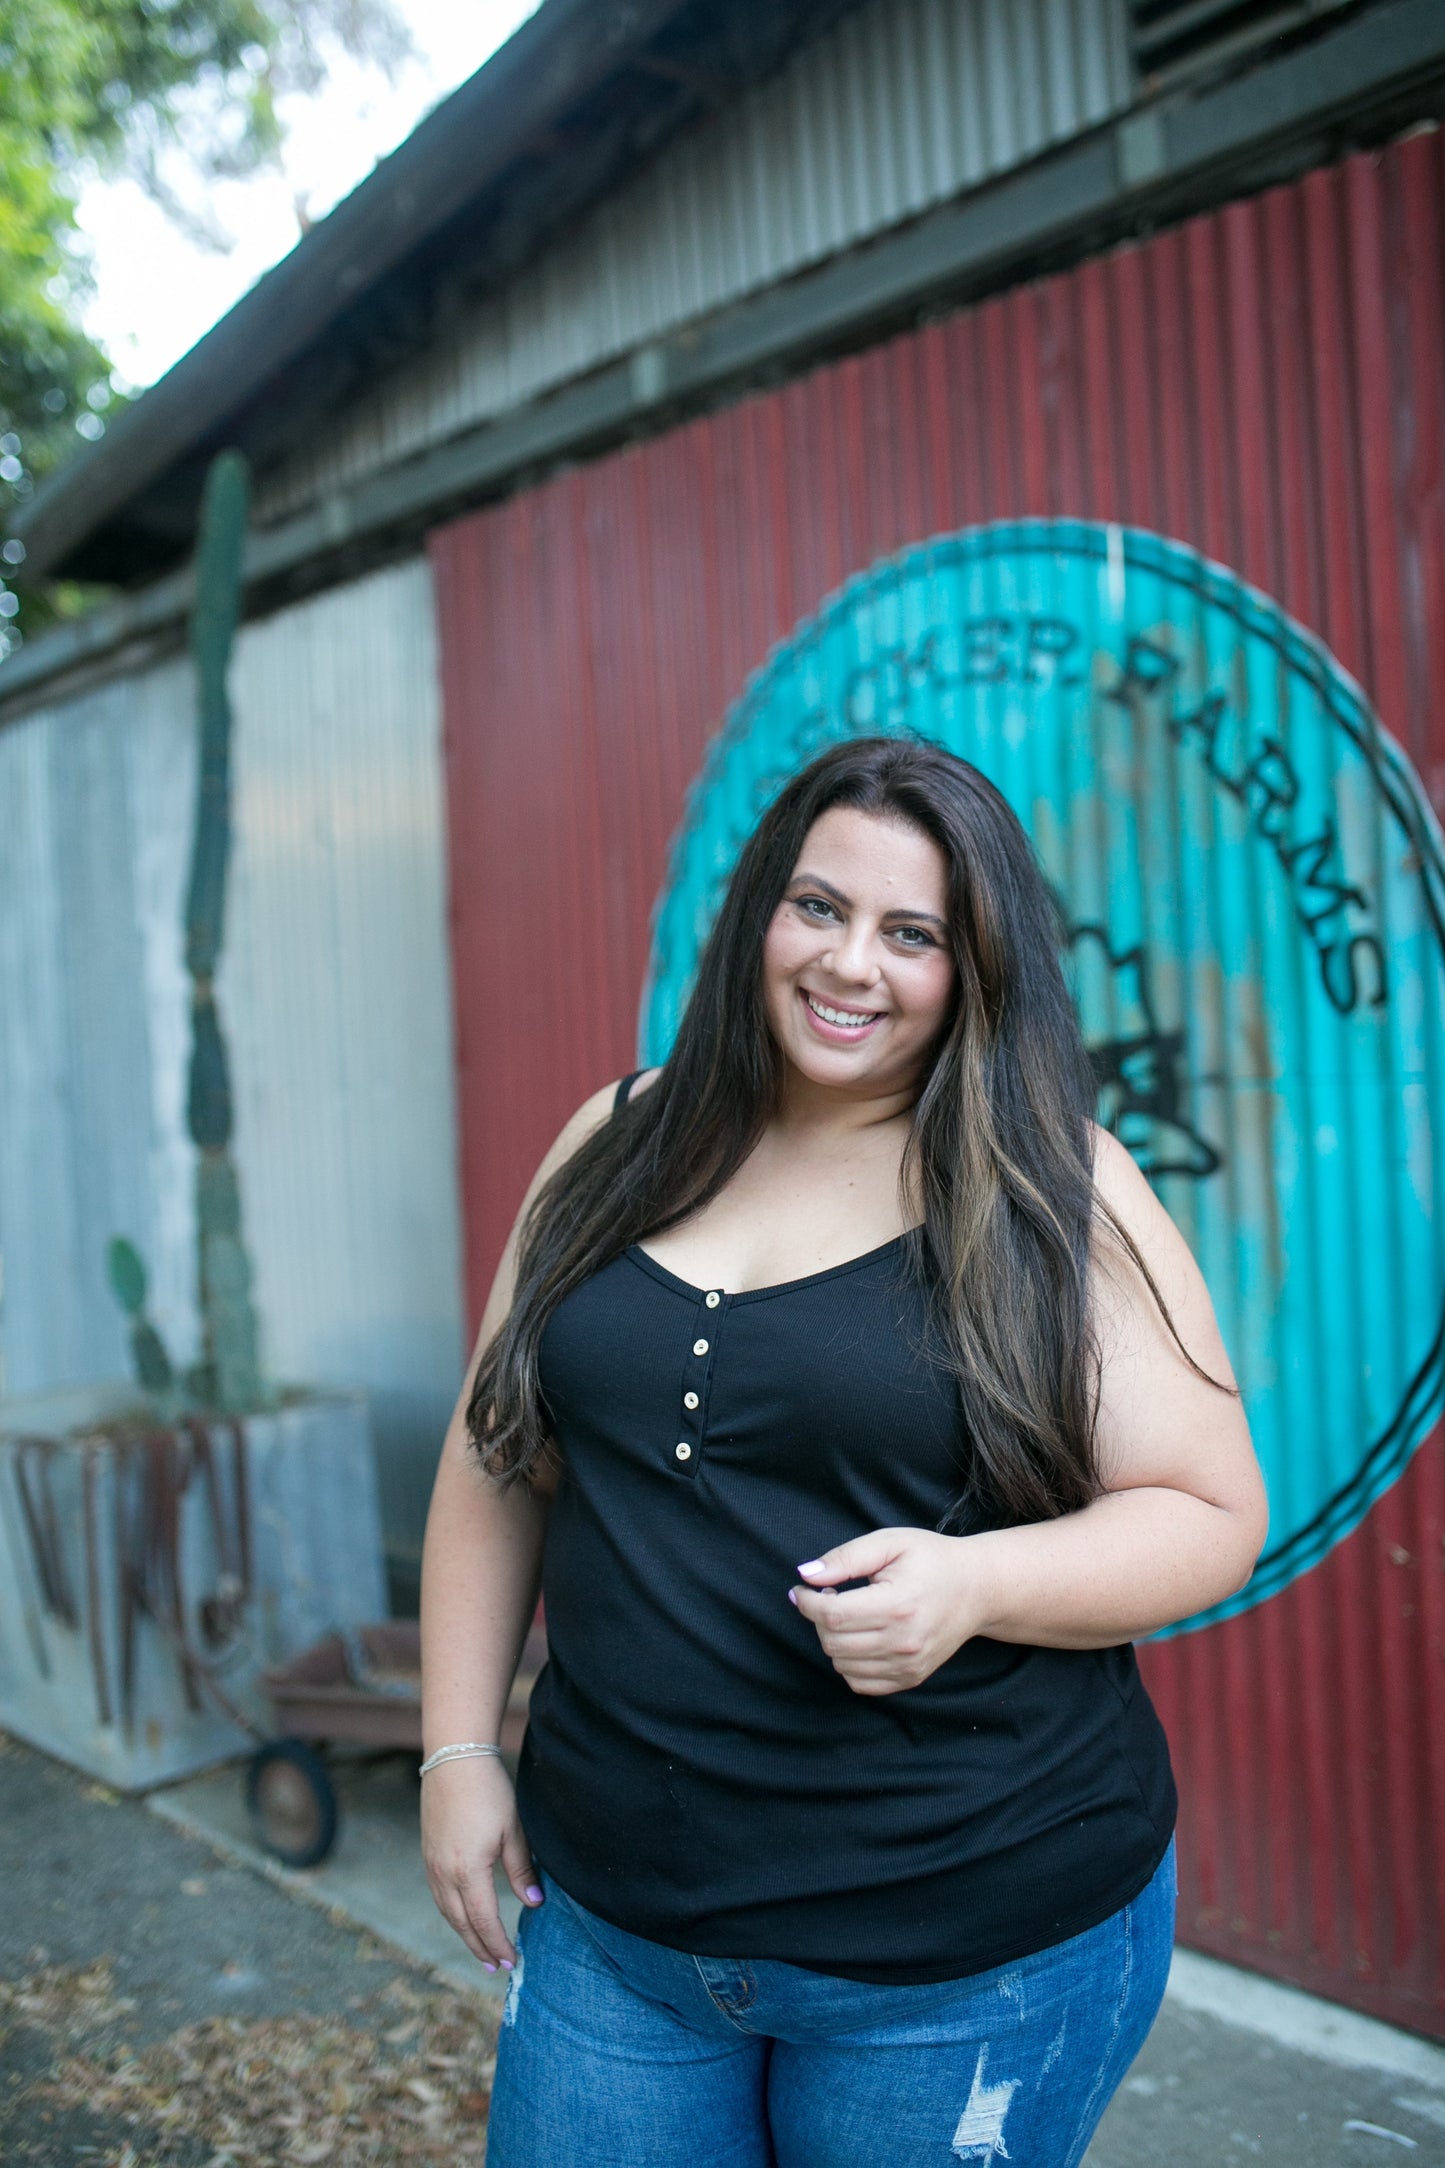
[248,1616,546,1867]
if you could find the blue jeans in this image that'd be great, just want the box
[486,1837,1176,2167]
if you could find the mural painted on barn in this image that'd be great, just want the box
[639,520,1445,1629]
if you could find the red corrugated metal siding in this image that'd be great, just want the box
[433,124,1445,2036]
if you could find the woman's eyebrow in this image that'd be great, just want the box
[786,871,948,931]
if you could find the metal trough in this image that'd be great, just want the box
[0,1383,389,1792]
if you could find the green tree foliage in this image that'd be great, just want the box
[0,0,410,651]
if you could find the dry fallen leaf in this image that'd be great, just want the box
[2,1956,501,2165]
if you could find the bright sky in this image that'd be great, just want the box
[74,0,540,392]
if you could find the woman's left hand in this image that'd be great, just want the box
[789,1528,990,1695]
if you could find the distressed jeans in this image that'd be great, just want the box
[485,1836,1176,2167]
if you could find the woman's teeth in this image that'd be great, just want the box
[804,992,881,1030]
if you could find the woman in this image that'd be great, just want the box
[419,735,1267,2167]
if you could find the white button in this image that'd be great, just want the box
[683,1391,699,1410]
[693,1338,709,1356]
[674,1441,692,1462]
[705,1291,721,1308]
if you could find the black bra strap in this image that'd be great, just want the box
[613,1069,644,1113]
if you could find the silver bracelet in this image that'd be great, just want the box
[419,1741,502,1776]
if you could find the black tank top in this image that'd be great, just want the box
[514,1071,1177,1982]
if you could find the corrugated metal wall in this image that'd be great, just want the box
[0,658,197,1396]
[256,0,1132,527]
[0,560,463,1571]
[433,122,1445,2034]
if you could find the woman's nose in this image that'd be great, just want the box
[822,922,882,984]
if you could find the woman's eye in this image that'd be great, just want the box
[797,896,838,920]
[892,926,935,947]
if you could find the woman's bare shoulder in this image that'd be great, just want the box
[1086,1121,1228,1360]
[1087,1121,1158,1221]
[538,1067,663,1182]
[472,1072,656,1341]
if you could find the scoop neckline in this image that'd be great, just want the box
[624,1230,915,1304]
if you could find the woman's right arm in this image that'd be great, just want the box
[418,1077,632,1972]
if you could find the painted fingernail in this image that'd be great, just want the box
[525,1884,543,1903]
[483,1961,498,1972]
[787,1589,799,1606]
[798,1560,825,1574]
[500,1959,515,1970]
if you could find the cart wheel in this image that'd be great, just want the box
[246,1739,338,1867]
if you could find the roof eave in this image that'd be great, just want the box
[12,0,699,582]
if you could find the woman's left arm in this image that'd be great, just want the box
[792,1126,1270,1691]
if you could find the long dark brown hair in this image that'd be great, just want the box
[467,735,1235,1529]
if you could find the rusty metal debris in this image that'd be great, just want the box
[3,1416,256,1741]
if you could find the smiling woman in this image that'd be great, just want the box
[419,736,1267,2168]
[768,810,956,1057]
[625,803,957,1293]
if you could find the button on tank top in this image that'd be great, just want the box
[515,1073,1177,1983]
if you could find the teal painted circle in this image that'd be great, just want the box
[639,519,1445,1629]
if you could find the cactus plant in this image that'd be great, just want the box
[105,1236,176,1400]
[106,449,268,1415]
[185,450,265,1415]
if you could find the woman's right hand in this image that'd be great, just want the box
[420,1754,544,1971]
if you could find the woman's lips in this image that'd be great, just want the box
[800,988,885,1043]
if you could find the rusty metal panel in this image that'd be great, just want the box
[433,122,1445,2036]
[257,0,1132,526]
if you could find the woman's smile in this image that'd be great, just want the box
[762,804,957,1099]
[801,988,886,1040]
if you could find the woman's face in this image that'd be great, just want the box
[761,805,957,1099]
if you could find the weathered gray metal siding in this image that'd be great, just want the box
[255,0,1132,526]
[0,560,462,1566]
[221,564,465,1561]
[0,660,194,1398]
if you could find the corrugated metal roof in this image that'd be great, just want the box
[255,0,1133,526]
[10,0,865,586]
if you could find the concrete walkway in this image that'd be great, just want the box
[0,1730,489,2164]
[4,1727,1444,2164]
[147,1744,512,2001]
